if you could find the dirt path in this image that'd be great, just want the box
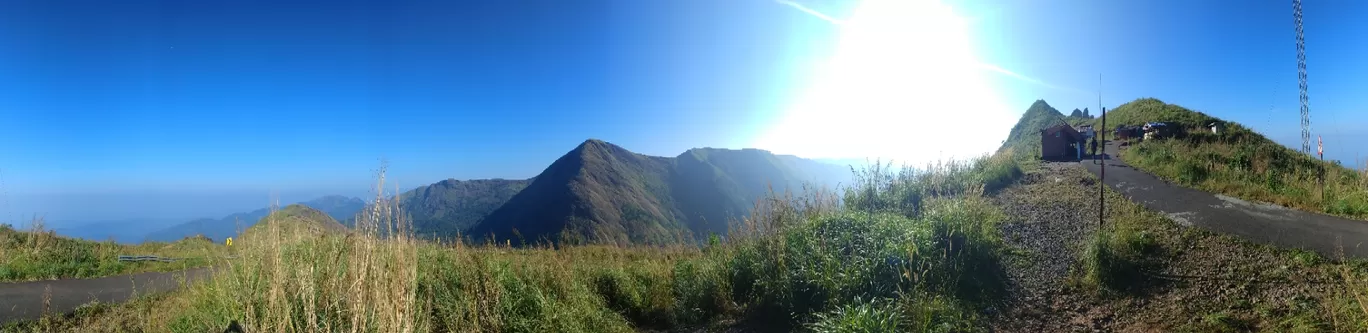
[992,163,1114,332]
[990,162,1340,332]
[0,268,212,323]
[1082,141,1368,258]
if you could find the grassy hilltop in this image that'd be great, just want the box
[1101,98,1368,219]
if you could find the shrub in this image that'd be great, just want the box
[1079,221,1157,294]
[1177,160,1209,184]
[807,298,904,333]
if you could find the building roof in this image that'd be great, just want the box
[1042,124,1082,140]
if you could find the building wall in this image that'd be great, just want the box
[1041,132,1070,158]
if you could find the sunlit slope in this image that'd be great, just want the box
[1105,98,1368,219]
[1,224,219,281]
[997,100,1069,157]
[241,204,350,241]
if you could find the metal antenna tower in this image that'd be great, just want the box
[1293,0,1312,154]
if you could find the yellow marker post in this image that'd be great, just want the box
[226,237,233,247]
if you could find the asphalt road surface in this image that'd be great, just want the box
[0,268,213,324]
[1082,141,1368,258]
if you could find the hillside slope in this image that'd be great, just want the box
[144,196,364,243]
[396,178,531,238]
[1104,98,1368,219]
[673,148,849,237]
[467,139,851,245]
[240,204,349,240]
[997,100,1069,157]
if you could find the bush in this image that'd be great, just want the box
[1079,223,1157,294]
[672,256,731,324]
[1177,160,1209,184]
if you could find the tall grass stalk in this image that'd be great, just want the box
[17,156,1024,332]
[181,166,423,333]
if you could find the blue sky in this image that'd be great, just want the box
[0,0,1364,223]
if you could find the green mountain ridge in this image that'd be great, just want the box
[395,178,533,238]
[998,99,1070,157]
[466,139,852,245]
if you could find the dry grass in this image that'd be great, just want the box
[169,165,424,332]
[7,157,1024,332]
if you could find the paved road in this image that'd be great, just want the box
[1081,141,1368,258]
[0,268,213,323]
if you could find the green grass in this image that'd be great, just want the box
[1021,164,1368,331]
[0,222,223,282]
[11,156,1022,332]
[1093,97,1368,220]
[806,298,907,333]
[1078,222,1158,294]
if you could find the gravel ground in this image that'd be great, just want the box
[988,161,1348,332]
[990,162,1114,332]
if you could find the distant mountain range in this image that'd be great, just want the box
[51,218,184,244]
[67,139,853,247]
[464,139,852,245]
[142,195,365,243]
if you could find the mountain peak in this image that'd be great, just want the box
[998,99,1069,156]
[577,138,612,150]
[469,141,851,246]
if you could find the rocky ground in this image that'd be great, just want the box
[991,162,1114,332]
[988,162,1357,332]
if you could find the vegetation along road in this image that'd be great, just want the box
[0,268,212,323]
[1085,141,1368,258]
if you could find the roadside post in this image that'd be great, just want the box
[1319,135,1324,202]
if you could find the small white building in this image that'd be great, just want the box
[1076,125,1095,139]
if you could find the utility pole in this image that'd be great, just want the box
[1099,74,1105,227]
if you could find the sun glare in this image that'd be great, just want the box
[757,0,1017,165]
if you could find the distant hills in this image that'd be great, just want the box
[110,140,852,247]
[143,195,364,243]
[466,139,851,245]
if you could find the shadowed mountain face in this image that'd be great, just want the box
[466,139,852,246]
[143,196,364,243]
[395,178,532,238]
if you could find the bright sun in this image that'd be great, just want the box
[756,0,1017,165]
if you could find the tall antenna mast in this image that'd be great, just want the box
[1293,0,1312,154]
